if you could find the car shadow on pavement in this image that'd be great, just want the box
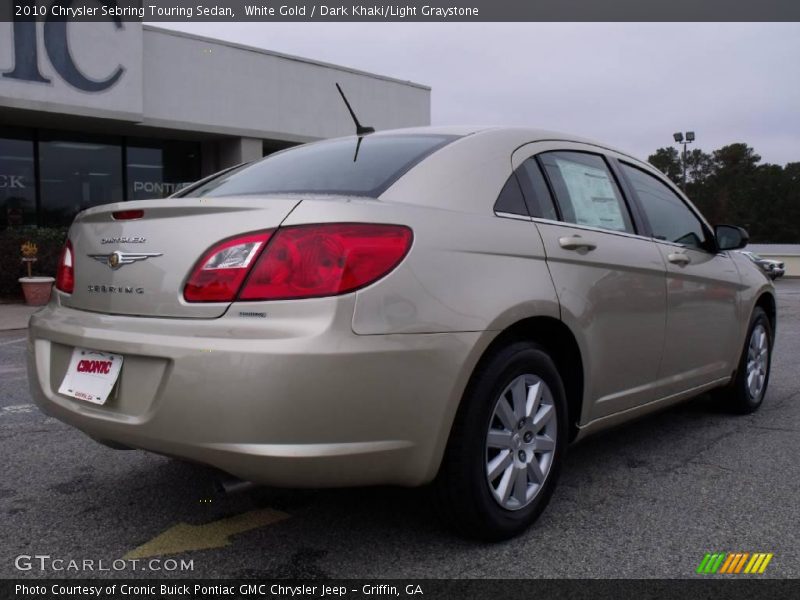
[117,390,744,546]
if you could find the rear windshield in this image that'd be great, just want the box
[181,134,457,198]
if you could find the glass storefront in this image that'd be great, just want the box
[0,131,36,229]
[39,134,124,228]
[127,140,201,200]
[0,128,201,229]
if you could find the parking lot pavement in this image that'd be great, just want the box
[1,281,798,579]
[0,303,38,331]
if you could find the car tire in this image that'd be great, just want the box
[714,307,773,414]
[434,341,568,541]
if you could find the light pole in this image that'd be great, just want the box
[673,131,695,190]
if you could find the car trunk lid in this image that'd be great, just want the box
[62,196,300,318]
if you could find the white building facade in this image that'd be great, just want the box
[0,22,430,228]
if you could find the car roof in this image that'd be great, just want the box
[376,125,673,214]
[371,125,644,165]
[370,125,491,137]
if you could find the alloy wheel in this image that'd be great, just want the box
[746,323,769,401]
[485,374,557,511]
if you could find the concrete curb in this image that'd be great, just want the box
[0,304,39,331]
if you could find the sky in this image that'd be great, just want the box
[162,23,800,166]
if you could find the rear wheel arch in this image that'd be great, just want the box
[463,317,584,441]
[434,318,580,539]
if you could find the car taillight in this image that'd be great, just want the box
[240,223,413,301]
[183,231,273,302]
[55,240,74,294]
[183,224,412,303]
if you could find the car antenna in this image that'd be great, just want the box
[336,83,375,136]
[336,83,374,162]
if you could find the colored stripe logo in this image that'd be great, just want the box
[697,552,773,574]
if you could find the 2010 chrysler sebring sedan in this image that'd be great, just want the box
[28,127,776,540]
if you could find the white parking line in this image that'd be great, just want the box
[0,337,26,347]
[1,405,35,414]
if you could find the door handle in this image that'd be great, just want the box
[558,235,597,252]
[667,252,691,266]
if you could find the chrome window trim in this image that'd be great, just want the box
[494,211,533,222]
[652,238,690,249]
[650,237,718,256]
[530,217,655,243]
[532,217,722,256]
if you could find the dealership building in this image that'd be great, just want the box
[0,22,430,229]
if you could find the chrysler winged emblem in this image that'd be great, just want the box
[88,251,162,270]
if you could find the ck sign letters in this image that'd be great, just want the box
[3,0,125,92]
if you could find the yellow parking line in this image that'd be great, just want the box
[123,508,290,559]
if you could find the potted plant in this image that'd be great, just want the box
[19,241,54,306]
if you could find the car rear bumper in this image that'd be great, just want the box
[27,297,483,487]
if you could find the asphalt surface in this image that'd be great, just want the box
[1,281,798,580]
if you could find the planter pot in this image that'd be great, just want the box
[19,276,55,306]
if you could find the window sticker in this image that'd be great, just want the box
[555,158,626,231]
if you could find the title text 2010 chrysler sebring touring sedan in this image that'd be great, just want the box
[28,127,776,540]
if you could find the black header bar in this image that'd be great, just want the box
[2,0,800,22]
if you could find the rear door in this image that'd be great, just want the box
[615,161,742,392]
[512,143,668,422]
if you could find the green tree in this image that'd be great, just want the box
[712,143,761,175]
[705,143,762,233]
[648,142,800,243]
[647,147,682,184]
[781,163,800,242]
[684,148,714,185]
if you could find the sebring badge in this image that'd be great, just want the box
[88,251,162,270]
[101,237,146,244]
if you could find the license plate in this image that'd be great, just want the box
[58,348,123,405]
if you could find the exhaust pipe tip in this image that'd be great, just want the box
[216,476,258,495]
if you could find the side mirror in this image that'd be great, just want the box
[715,225,749,251]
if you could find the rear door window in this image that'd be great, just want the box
[539,152,635,234]
[183,134,457,198]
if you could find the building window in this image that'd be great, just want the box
[0,130,36,229]
[0,128,205,228]
[38,133,123,227]
[126,139,201,200]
